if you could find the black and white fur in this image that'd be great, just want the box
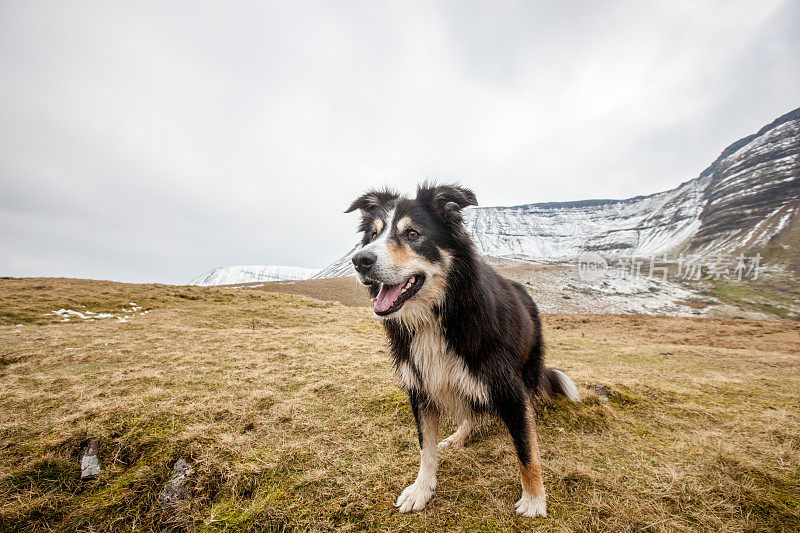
[345,183,580,518]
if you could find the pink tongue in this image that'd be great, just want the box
[374,282,405,312]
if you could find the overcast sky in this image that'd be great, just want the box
[1,1,798,284]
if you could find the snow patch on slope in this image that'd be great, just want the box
[463,175,709,259]
[189,265,319,286]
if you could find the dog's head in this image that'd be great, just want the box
[345,183,477,321]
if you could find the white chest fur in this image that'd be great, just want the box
[397,319,489,416]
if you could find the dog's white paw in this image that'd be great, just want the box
[395,482,434,513]
[515,493,547,518]
[438,435,464,449]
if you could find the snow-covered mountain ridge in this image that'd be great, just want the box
[188,265,319,286]
[317,107,799,278]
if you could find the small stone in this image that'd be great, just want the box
[158,458,195,508]
[80,439,102,479]
[587,384,611,400]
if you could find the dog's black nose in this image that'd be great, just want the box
[352,250,377,274]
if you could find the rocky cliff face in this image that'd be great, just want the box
[318,107,799,278]
[463,176,709,258]
[692,108,800,253]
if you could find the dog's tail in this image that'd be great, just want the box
[544,368,581,402]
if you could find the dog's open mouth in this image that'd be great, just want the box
[371,275,425,315]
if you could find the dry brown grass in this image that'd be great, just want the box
[248,277,370,309]
[1,277,799,532]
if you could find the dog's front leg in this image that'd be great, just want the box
[396,395,439,513]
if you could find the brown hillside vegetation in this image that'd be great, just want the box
[249,276,370,309]
[1,278,799,531]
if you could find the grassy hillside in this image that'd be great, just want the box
[1,278,799,531]
[706,205,800,320]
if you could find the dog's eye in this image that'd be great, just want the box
[370,230,378,241]
[406,229,419,240]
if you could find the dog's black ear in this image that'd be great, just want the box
[417,182,478,222]
[344,188,401,214]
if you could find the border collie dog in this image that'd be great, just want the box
[345,183,580,519]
